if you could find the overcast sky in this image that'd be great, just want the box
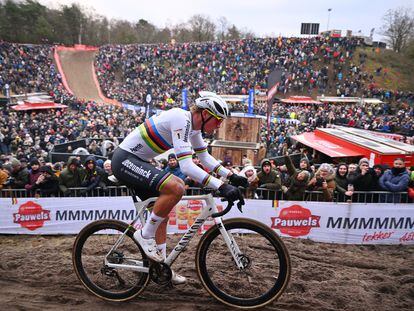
[38,0,413,41]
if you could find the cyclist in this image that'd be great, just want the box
[112,91,247,284]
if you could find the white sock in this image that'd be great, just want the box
[157,243,167,260]
[141,212,165,239]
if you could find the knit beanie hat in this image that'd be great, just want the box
[358,158,369,166]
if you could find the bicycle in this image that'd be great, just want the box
[72,191,291,309]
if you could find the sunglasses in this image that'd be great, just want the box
[205,110,223,122]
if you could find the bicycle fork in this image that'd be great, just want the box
[214,217,246,270]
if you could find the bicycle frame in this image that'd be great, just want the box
[104,193,245,273]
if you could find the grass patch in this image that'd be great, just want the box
[356,47,414,91]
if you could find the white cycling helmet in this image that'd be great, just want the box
[195,91,229,119]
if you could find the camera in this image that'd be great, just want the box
[315,177,325,187]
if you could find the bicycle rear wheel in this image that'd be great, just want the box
[72,219,150,301]
[196,218,290,308]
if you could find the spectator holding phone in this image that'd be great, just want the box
[30,166,60,197]
[307,163,336,201]
[348,158,374,192]
[282,153,310,201]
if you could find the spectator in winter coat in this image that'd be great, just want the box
[372,164,385,191]
[238,165,258,199]
[255,158,282,199]
[165,153,187,181]
[59,156,86,196]
[283,154,310,201]
[101,159,120,186]
[335,163,353,202]
[379,158,410,203]
[81,155,107,195]
[7,158,29,189]
[30,165,60,197]
[347,158,376,202]
[0,163,9,190]
[307,163,336,202]
[25,158,42,193]
[348,158,374,191]
[298,157,314,179]
[256,159,282,190]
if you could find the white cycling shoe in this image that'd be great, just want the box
[133,230,164,262]
[171,270,187,285]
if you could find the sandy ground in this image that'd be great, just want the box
[0,234,413,311]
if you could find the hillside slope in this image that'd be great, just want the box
[57,49,105,103]
[357,47,414,92]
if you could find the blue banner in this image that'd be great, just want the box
[182,89,188,110]
[248,89,254,114]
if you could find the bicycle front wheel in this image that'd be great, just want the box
[72,219,150,301]
[196,218,291,309]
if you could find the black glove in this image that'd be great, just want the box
[229,174,249,188]
[219,183,244,203]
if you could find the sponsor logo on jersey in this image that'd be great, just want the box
[183,120,190,142]
[130,143,143,153]
[121,159,152,179]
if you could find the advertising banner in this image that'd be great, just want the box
[248,89,254,114]
[182,89,188,110]
[0,198,413,245]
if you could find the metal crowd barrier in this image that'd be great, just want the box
[0,187,411,203]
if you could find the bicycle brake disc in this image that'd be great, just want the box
[149,262,172,286]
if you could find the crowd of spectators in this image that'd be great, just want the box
[0,42,75,104]
[1,37,414,202]
[1,148,412,203]
[95,37,414,107]
[0,100,143,159]
[210,153,413,203]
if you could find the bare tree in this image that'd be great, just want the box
[171,22,193,43]
[217,16,229,41]
[188,14,216,42]
[381,7,414,53]
[135,19,157,43]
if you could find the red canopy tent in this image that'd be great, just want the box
[280,96,321,105]
[11,100,67,111]
[292,132,363,158]
[292,128,413,166]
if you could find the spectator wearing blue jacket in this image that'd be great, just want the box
[379,158,410,203]
[165,153,187,181]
